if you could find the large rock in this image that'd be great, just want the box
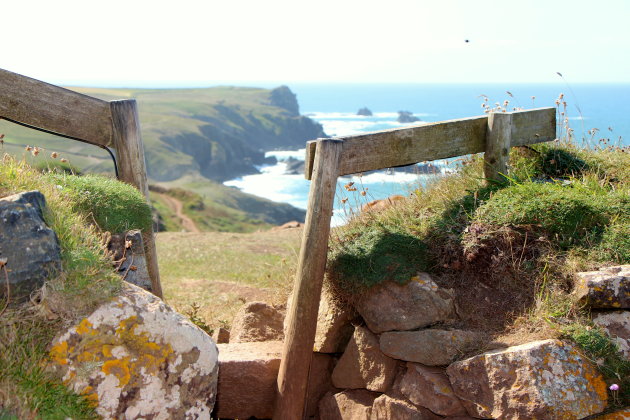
[371,395,441,420]
[593,311,630,359]
[380,329,482,366]
[48,283,218,420]
[314,287,355,353]
[229,301,284,343]
[446,339,608,419]
[356,274,456,333]
[319,390,379,420]
[575,265,630,308]
[0,191,61,303]
[398,363,467,417]
[215,340,282,419]
[107,230,152,292]
[332,326,398,392]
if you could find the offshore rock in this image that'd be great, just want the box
[357,107,373,117]
[380,329,482,366]
[49,283,219,420]
[215,340,283,419]
[575,265,630,308]
[319,390,379,420]
[593,311,630,359]
[229,301,284,343]
[371,394,441,420]
[398,363,467,416]
[356,274,456,333]
[0,191,61,303]
[332,326,398,392]
[107,230,152,292]
[446,339,608,419]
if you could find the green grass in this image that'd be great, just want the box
[157,228,301,330]
[49,173,152,233]
[0,154,136,418]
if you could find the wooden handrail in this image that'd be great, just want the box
[0,68,162,298]
[305,107,555,180]
[277,107,557,419]
[0,68,113,147]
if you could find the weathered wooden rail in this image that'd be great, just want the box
[275,107,556,419]
[0,68,163,298]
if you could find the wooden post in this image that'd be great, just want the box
[274,139,343,420]
[110,100,163,299]
[484,111,513,183]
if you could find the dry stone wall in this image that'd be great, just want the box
[216,269,630,419]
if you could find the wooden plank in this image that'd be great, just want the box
[511,107,556,146]
[110,100,163,299]
[0,68,113,146]
[484,112,513,182]
[305,108,556,179]
[275,139,343,420]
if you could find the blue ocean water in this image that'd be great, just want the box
[225,83,629,225]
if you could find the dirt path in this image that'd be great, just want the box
[158,193,201,233]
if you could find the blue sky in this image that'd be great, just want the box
[3,0,629,86]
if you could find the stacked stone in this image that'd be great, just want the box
[575,265,630,360]
[314,273,609,420]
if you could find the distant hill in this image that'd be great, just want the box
[0,85,323,228]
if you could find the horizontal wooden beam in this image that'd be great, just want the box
[305,107,556,179]
[0,68,113,147]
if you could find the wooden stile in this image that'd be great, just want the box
[110,100,163,299]
[277,107,556,419]
[274,139,343,420]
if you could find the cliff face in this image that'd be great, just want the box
[141,86,326,182]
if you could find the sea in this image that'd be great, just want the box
[224,83,630,225]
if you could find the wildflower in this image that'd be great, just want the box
[25,145,33,152]
[125,240,132,249]
[51,152,59,159]
[360,191,366,196]
[32,147,40,156]
[610,384,619,391]
[60,158,68,163]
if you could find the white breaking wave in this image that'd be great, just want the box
[265,149,306,161]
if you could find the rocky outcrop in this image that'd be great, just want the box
[0,191,61,303]
[397,111,420,123]
[446,339,608,419]
[229,301,285,343]
[215,340,282,419]
[49,283,219,420]
[357,107,373,117]
[269,85,300,116]
[355,274,456,333]
[332,326,398,392]
[380,329,482,366]
[107,230,152,292]
[306,353,338,418]
[575,265,630,308]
